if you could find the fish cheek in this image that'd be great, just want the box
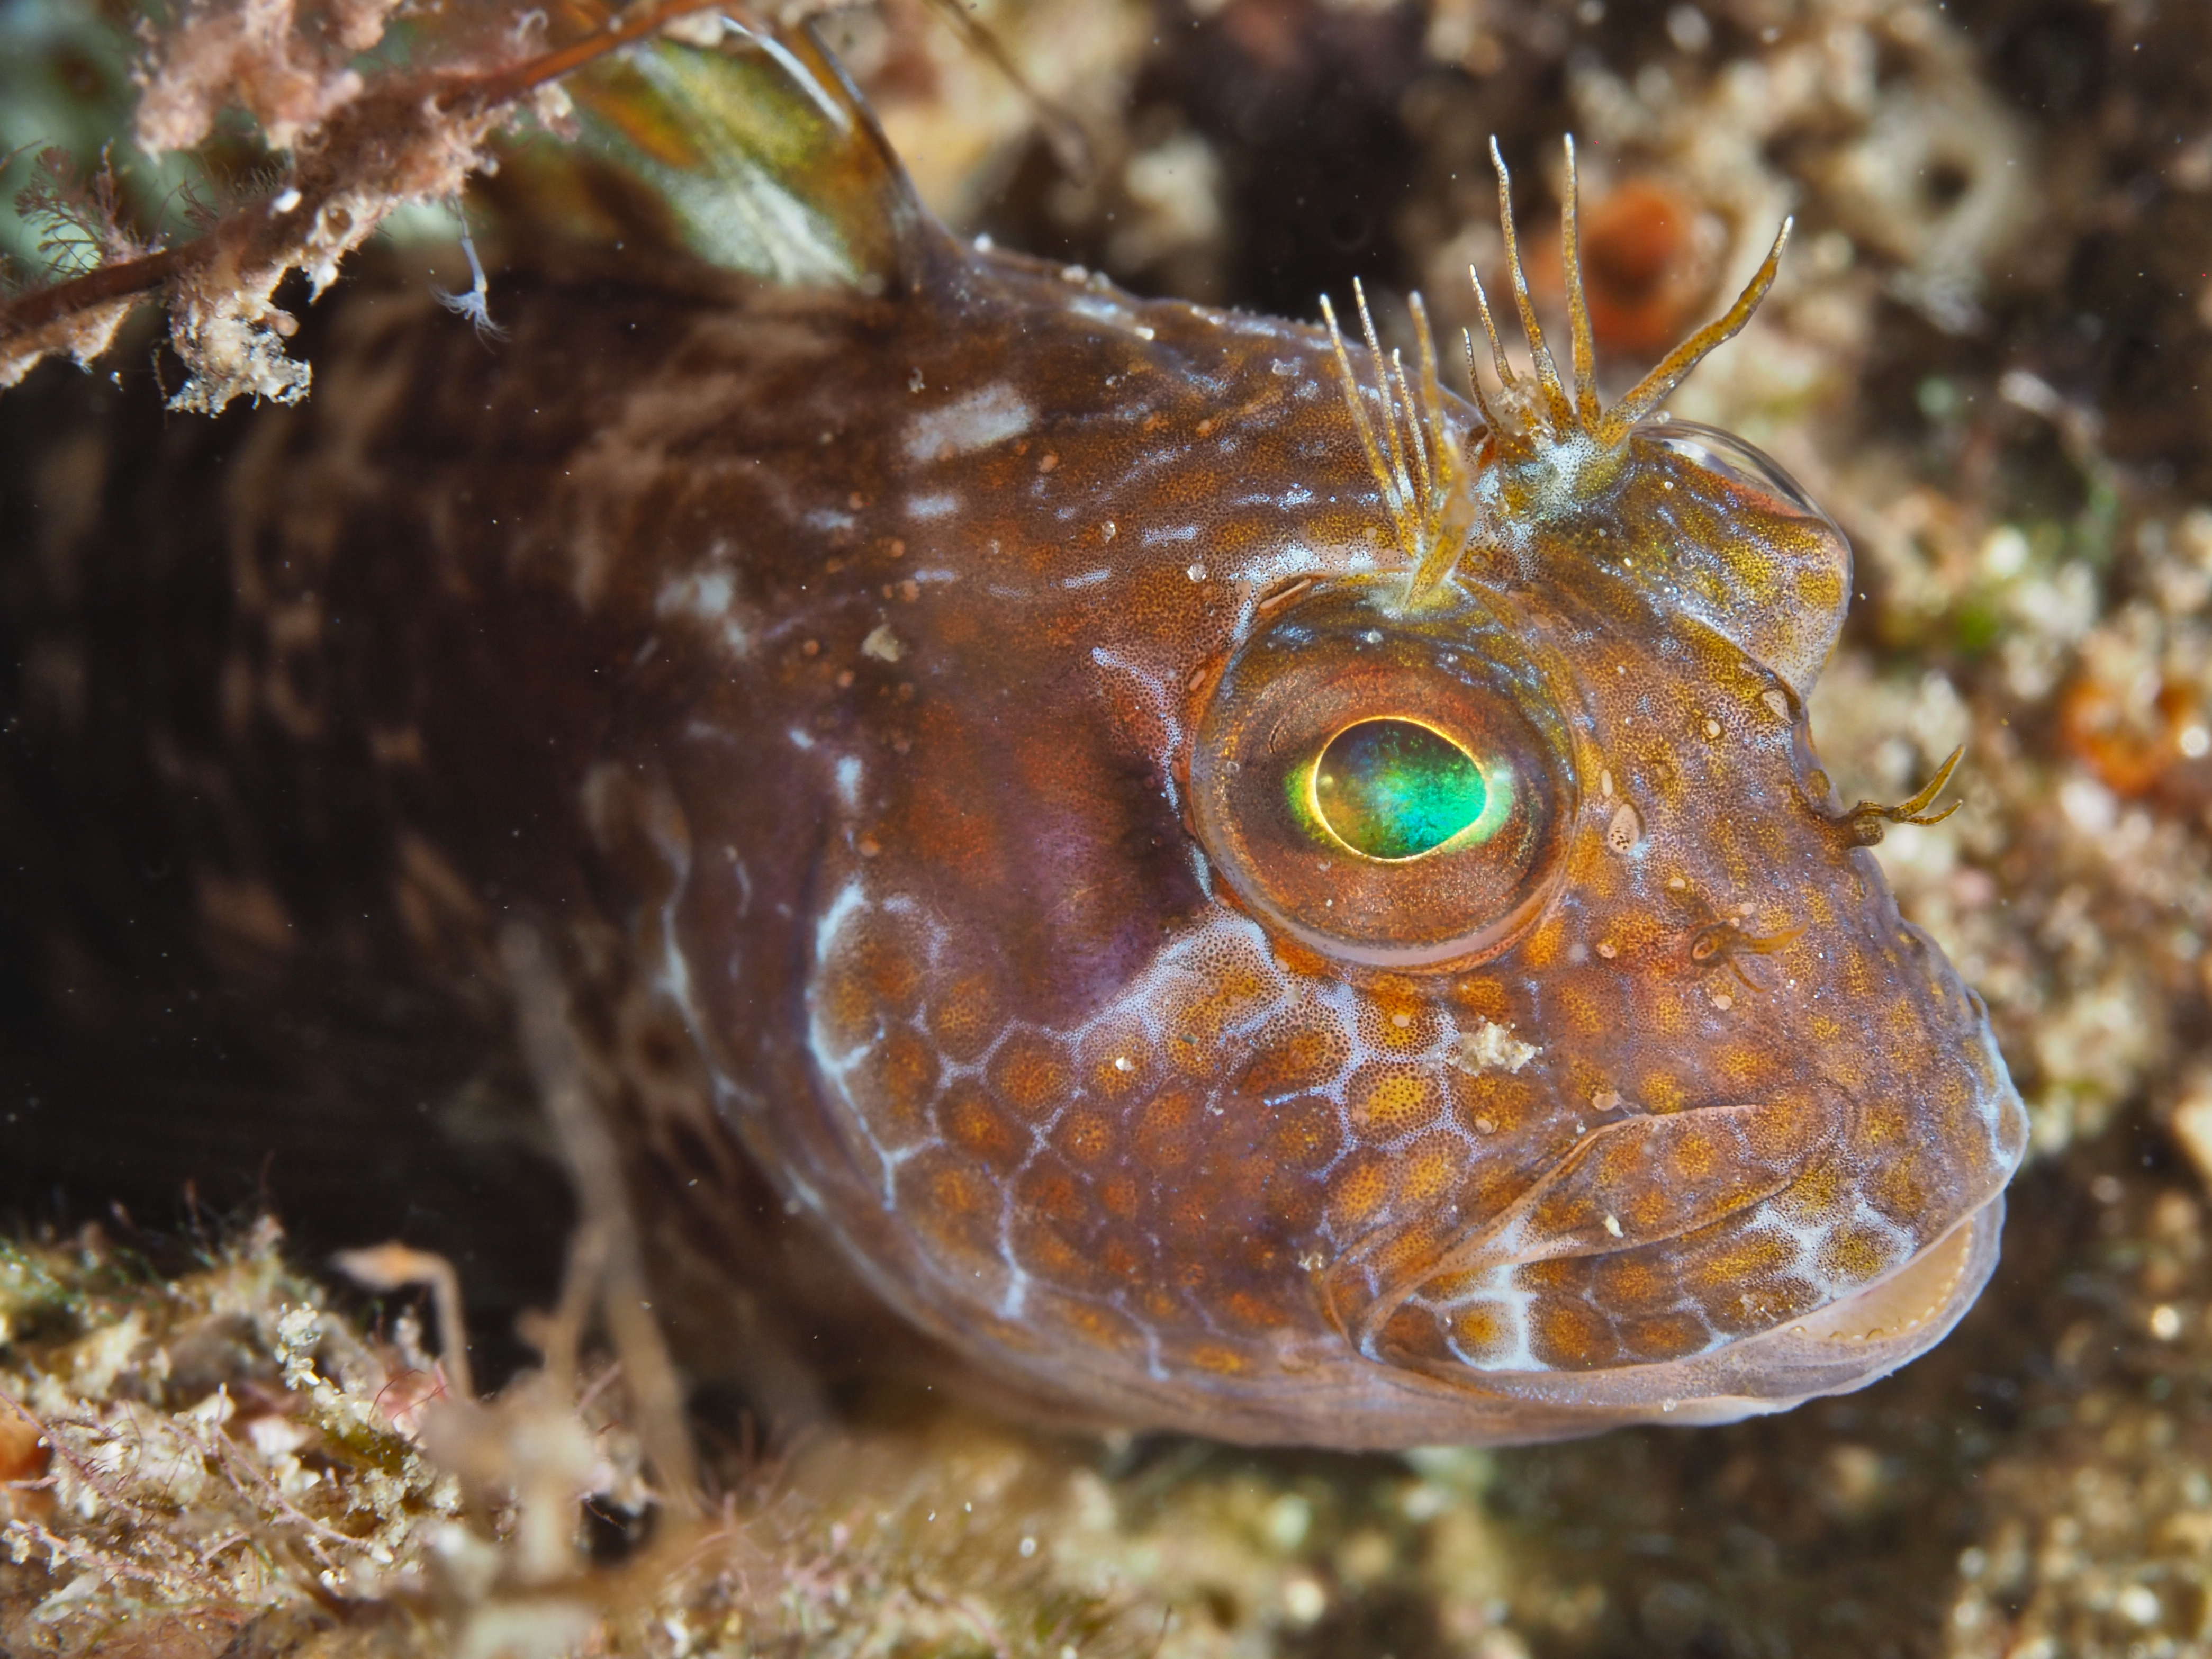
[873,684,1197,1022]
[809,903,945,1170]
[1327,1092,1843,1373]
[893,1144,1011,1296]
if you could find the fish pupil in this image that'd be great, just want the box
[1313,718,1488,860]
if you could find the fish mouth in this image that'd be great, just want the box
[1339,976,2031,1428]
[1420,1191,2007,1425]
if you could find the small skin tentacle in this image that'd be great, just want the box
[1560,136,1603,433]
[1464,265,1536,465]
[1489,137,1576,439]
[1598,214,1793,445]
[1329,137,1797,597]
[1328,285,1474,593]
[1688,918,1808,990]
[1394,349,1432,506]
[1460,324,1505,435]
[1406,297,1468,595]
[1411,291,1450,443]
[1836,744,1966,846]
[1467,264,1519,398]
[1407,292,1450,511]
[1355,278,1419,535]
[1321,292,1411,562]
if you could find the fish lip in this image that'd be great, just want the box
[1413,1191,2008,1422]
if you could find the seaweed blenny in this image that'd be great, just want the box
[0,22,2025,1447]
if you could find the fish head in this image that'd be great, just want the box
[773,143,2025,1446]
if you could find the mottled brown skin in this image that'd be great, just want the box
[670,235,2026,1445]
[0,125,2025,1447]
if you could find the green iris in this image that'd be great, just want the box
[1307,718,1500,860]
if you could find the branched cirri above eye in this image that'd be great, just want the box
[1301,718,1511,861]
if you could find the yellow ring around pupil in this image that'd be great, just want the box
[1309,717,1493,860]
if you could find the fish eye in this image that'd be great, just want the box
[1300,717,1512,862]
[1191,579,1576,971]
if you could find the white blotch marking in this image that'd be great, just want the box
[1090,646,1189,813]
[1428,1263,1540,1372]
[1063,569,1114,589]
[906,492,960,520]
[1066,294,1130,323]
[814,880,867,971]
[835,755,862,807]
[655,568,749,655]
[660,569,733,617]
[902,384,1034,464]
[788,727,816,751]
[1606,801,1644,853]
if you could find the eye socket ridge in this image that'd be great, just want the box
[1294,715,1517,863]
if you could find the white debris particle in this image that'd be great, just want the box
[901,383,1033,463]
[1453,1020,1540,1076]
[862,625,903,663]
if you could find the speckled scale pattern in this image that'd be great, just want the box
[507,226,2034,1445]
